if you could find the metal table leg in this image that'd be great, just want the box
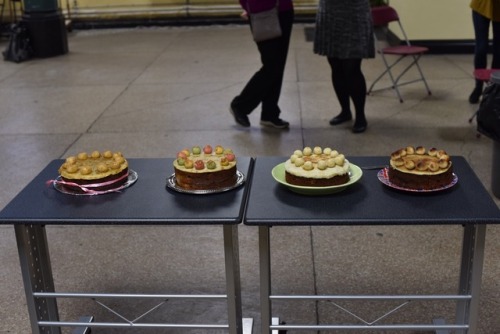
[71,316,93,334]
[15,224,245,334]
[259,226,271,334]
[455,224,486,334]
[223,224,244,334]
[257,224,485,334]
[15,224,61,334]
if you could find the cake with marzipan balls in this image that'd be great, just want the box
[285,146,350,187]
[173,145,237,190]
[388,146,453,190]
[58,151,129,192]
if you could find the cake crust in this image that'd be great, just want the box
[285,171,349,187]
[173,145,238,190]
[388,146,453,190]
[388,167,453,190]
[284,146,350,187]
[58,150,129,191]
[175,165,237,190]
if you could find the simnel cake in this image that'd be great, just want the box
[58,150,129,192]
[173,145,237,190]
[285,146,350,187]
[388,146,453,190]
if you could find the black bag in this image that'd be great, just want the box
[2,23,34,63]
[477,79,500,142]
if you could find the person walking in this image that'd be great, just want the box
[469,0,500,104]
[314,0,375,133]
[229,0,294,129]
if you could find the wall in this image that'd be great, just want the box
[60,0,317,21]
[64,0,475,41]
[391,0,474,40]
[1,0,475,41]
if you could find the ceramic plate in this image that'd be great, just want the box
[271,163,362,195]
[53,170,138,196]
[377,167,458,192]
[166,170,245,195]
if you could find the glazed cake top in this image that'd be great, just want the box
[173,145,237,173]
[59,151,128,180]
[284,146,350,179]
[390,146,452,175]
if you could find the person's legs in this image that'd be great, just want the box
[230,46,274,116]
[470,10,491,103]
[327,58,367,133]
[230,41,279,127]
[341,58,367,132]
[230,10,293,128]
[327,57,353,125]
[491,20,500,68]
[473,11,490,69]
[260,10,294,124]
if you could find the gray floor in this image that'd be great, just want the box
[0,24,499,334]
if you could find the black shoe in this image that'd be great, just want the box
[260,118,290,129]
[352,121,367,134]
[329,113,352,125]
[229,105,250,127]
[469,87,482,104]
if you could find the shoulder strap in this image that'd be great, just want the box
[246,0,279,14]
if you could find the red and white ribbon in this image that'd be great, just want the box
[48,171,129,195]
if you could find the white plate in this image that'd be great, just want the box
[166,170,245,195]
[377,167,458,192]
[53,170,138,196]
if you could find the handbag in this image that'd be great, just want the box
[477,77,500,142]
[2,23,33,63]
[248,1,282,42]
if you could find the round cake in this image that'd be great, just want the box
[173,145,237,190]
[285,146,350,187]
[58,150,129,192]
[388,146,453,190]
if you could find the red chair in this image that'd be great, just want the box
[367,6,432,102]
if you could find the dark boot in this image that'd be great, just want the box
[329,111,352,125]
[469,83,483,104]
[353,111,367,134]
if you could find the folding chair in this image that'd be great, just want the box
[367,5,432,103]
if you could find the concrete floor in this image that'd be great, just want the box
[0,24,499,333]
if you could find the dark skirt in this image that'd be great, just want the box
[314,0,375,59]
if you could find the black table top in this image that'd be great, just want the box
[0,157,253,225]
[244,156,500,226]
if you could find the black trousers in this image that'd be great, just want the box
[473,10,500,71]
[232,9,294,121]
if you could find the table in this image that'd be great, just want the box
[244,156,500,334]
[0,157,254,334]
